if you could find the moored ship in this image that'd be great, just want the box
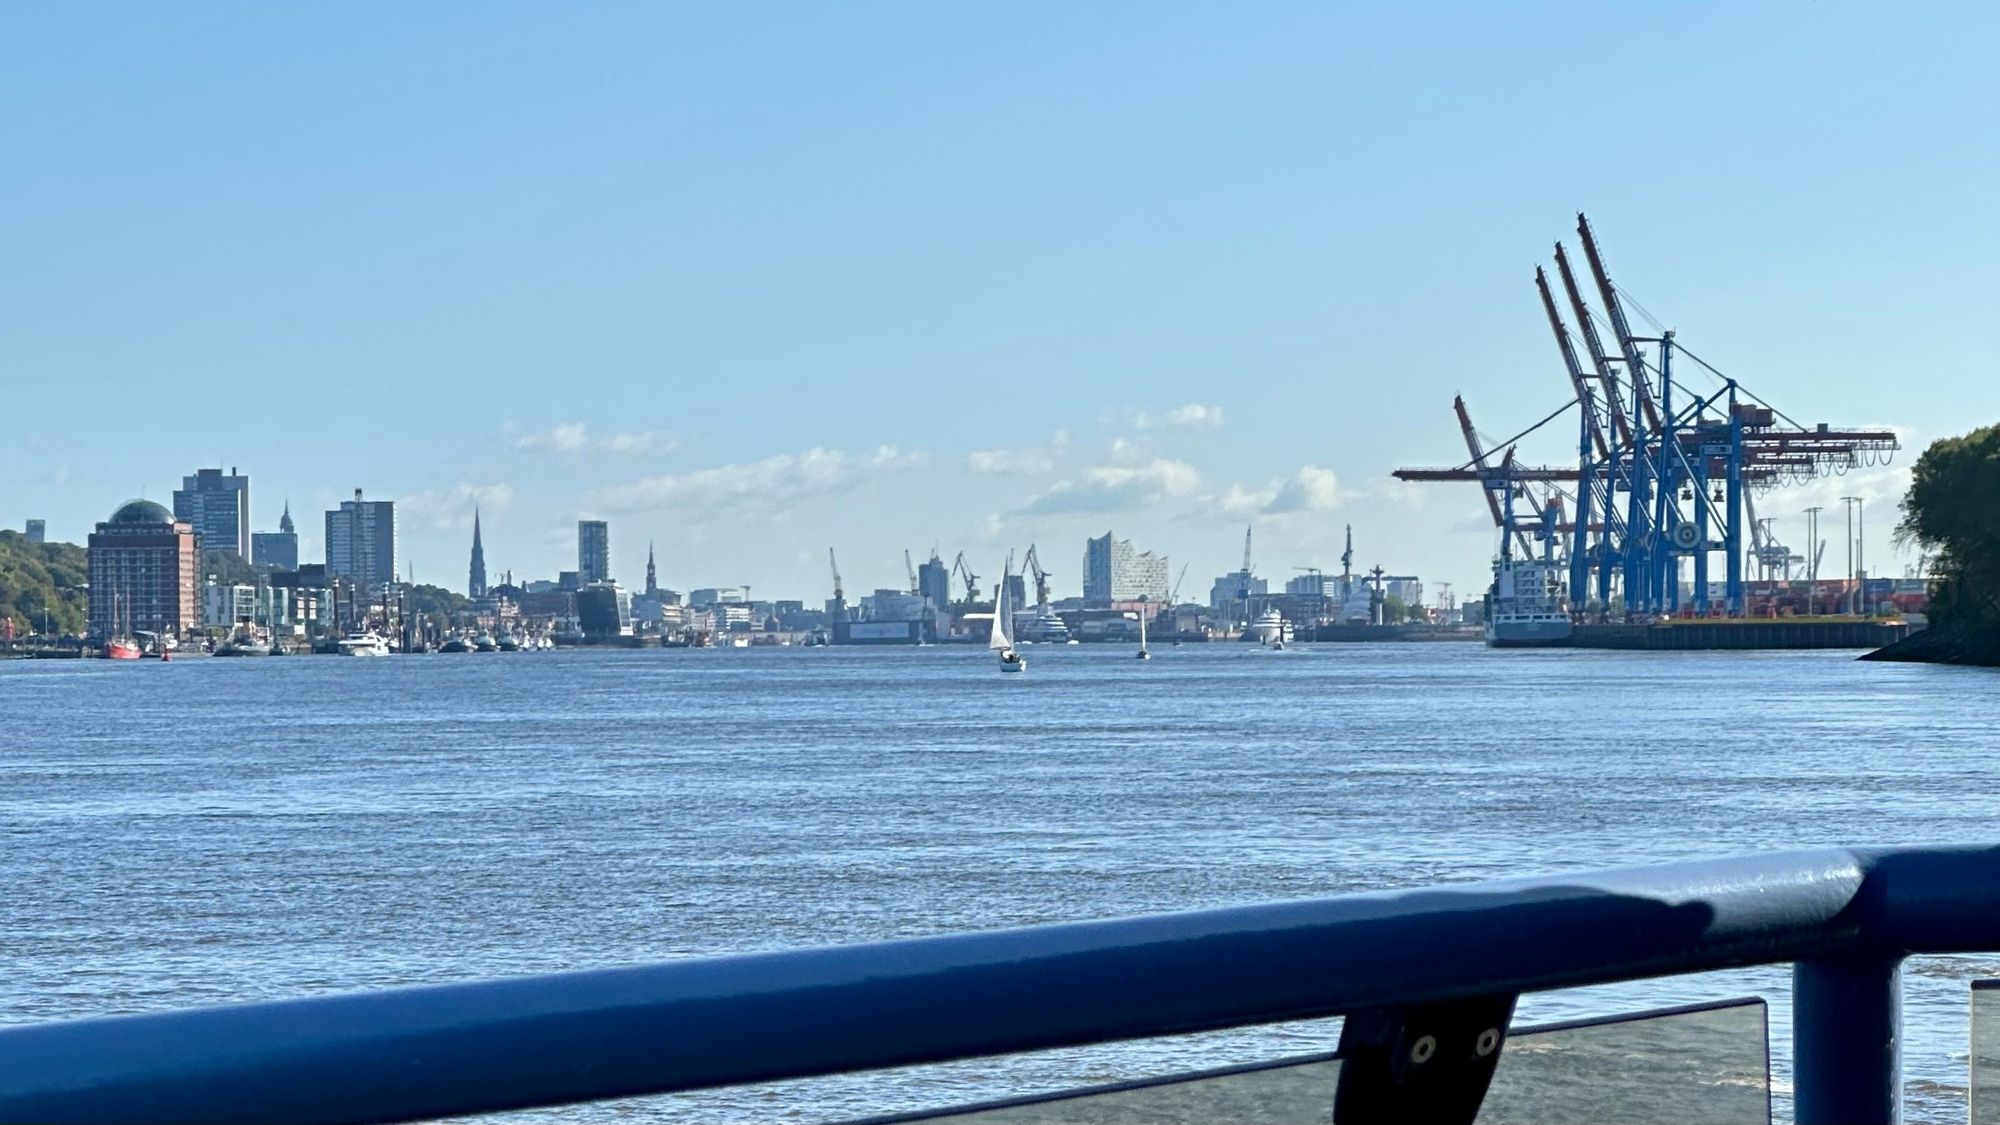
[1484,556,1573,647]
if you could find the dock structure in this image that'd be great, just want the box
[1396,214,1899,621]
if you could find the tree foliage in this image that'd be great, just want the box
[203,550,268,586]
[1898,423,2000,635]
[0,531,89,636]
[405,583,472,622]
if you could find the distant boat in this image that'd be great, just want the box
[215,624,273,657]
[992,560,1025,673]
[1484,556,1573,648]
[1245,609,1292,646]
[440,634,472,654]
[473,631,498,653]
[337,631,391,657]
[495,628,521,652]
[103,592,142,659]
[1136,601,1151,660]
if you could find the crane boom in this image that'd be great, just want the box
[1576,213,1662,433]
[951,552,979,603]
[1452,396,1534,555]
[1535,265,1610,459]
[1023,544,1051,608]
[1554,243,1634,448]
[904,549,918,594]
[828,548,843,604]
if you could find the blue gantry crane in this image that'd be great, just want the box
[1398,214,1900,620]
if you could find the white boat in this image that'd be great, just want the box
[1136,601,1151,660]
[1015,608,1073,644]
[337,631,391,657]
[1246,608,1292,645]
[992,560,1025,673]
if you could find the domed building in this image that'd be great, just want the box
[87,499,198,639]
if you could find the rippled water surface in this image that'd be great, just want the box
[1,644,1994,1121]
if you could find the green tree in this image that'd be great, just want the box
[0,531,90,636]
[1898,423,2000,643]
[405,583,472,623]
[203,550,268,586]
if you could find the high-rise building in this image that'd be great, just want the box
[172,467,251,556]
[24,519,45,544]
[917,550,950,609]
[251,501,299,570]
[468,508,488,597]
[578,520,610,586]
[88,500,199,637]
[1082,532,1169,606]
[325,489,397,591]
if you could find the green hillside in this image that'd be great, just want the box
[0,530,88,636]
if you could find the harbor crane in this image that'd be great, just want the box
[951,552,980,604]
[1023,545,1051,609]
[904,550,919,595]
[827,548,844,606]
[1395,214,1898,619]
[1167,562,1188,606]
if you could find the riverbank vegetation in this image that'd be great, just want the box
[1889,423,2000,665]
[0,531,88,637]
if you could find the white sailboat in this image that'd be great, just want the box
[992,562,1025,673]
[1136,598,1151,660]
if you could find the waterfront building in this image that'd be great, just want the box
[576,581,632,638]
[578,520,610,586]
[1082,532,1168,607]
[690,587,750,606]
[251,503,298,570]
[325,489,397,592]
[1383,576,1423,606]
[204,582,286,628]
[917,551,950,609]
[468,509,488,598]
[268,565,331,631]
[173,467,251,557]
[87,500,198,637]
[25,519,45,544]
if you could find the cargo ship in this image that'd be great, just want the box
[1484,556,1573,647]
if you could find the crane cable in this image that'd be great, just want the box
[1447,397,1580,473]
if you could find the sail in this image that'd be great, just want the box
[989,571,1012,651]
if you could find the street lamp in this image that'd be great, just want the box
[1840,497,1863,615]
[1804,506,1822,616]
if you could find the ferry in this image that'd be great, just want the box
[336,631,392,657]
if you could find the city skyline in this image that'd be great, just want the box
[1,5,1970,599]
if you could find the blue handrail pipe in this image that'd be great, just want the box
[5,845,1998,1124]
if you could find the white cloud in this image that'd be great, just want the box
[1263,465,1342,514]
[1206,466,1344,518]
[591,446,927,516]
[1021,459,1203,514]
[510,421,673,457]
[1118,403,1225,431]
[968,447,1058,476]
[399,482,515,531]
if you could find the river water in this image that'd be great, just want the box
[0,644,1993,1121]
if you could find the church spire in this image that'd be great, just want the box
[468,507,488,597]
[645,539,659,597]
[278,498,294,534]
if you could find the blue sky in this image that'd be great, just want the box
[2,3,1987,600]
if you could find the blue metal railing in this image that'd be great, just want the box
[4,845,1998,1124]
